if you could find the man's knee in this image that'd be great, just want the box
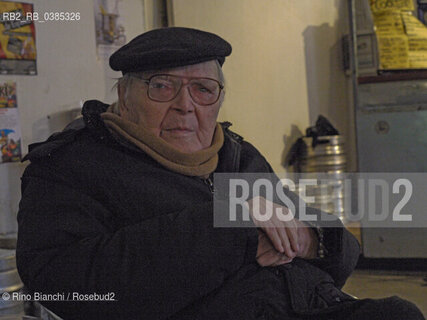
[377,296,424,320]
[343,296,425,320]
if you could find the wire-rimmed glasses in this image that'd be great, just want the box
[131,74,224,106]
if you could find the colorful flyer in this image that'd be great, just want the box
[372,11,405,35]
[370,1,427,69]
[369,0,414,13]
[0,1,37,75]
[402,12,427,68]
[376,35,410,69]
[0,82,21,163]
[94,0,126,58]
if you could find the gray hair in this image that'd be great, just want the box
[114,73,134,91]
[214,60,225,86]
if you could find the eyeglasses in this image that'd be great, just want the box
[131,74,224,106]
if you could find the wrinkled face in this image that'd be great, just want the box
[118,60,223,153]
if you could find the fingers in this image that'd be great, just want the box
[264,227,285,253]
[270,249,294,266]
[294,221,318,259]
[256,247,293,267]
[265,223,299,258]
[256,230,294,267]
[285,220,299,253]
[256,246,275,260]
[253,197,317,265]
[272,255,293,266]
[276,226,296,258]
[250,197,299,258]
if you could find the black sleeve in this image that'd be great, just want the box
[304,215,361,288]
[17,165,258,319]
[238,141,360,287]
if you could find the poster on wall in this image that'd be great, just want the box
[369,0,415,13]
[94,0,126,58]
[0,1,37,75]
[0,82,22,163]
[370,0,427,69]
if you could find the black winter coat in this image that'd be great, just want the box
[17,100,360,320]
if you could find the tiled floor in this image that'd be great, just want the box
[343,270,427,317]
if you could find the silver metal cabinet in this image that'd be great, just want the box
[357,80,427,173]
[355,80,427,258]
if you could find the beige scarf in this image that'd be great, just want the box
[100,104,224,177]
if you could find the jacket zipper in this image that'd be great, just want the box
[203,177,214,194]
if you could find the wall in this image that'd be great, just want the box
[0,0,144,234]
[0,0,144,149]
[172,0,354,173]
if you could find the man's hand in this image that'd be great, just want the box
[294,219,318,259]
[248,196,318,260]
[256,230,293,267]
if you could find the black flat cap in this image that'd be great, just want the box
[109,27,232,74]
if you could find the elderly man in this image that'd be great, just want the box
[16,27,424,320]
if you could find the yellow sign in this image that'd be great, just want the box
[401,12,427,68]
[377,35,410,69]
[370,0,414,13]
[372,11,405,35]
[0,1,36,60]
[370,1,427,69]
